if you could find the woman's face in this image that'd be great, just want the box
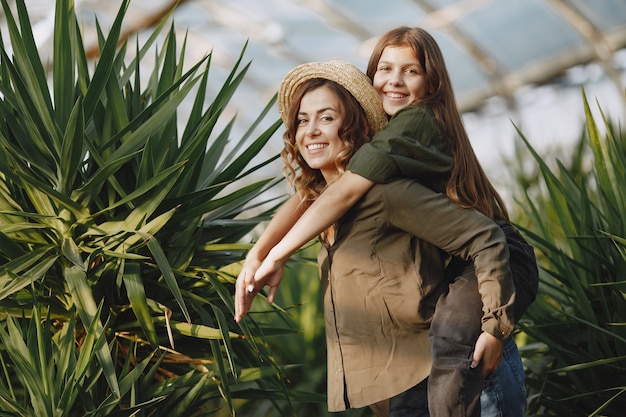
[295,85,346,182]
[372,45,429,116]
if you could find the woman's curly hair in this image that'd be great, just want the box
[281,78,372,209]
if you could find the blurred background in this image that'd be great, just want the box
[3,0,626,193]
[1,2,625,416]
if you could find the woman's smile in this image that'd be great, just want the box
[295,85,346,182]
[307,143,329,152]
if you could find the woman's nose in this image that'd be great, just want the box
[306,121,320,136]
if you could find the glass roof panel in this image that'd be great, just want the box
[456,0,582,71]
[327,0,427,30]
[430,32,490,94]
[568,0,626,31]
[429,0,465,7]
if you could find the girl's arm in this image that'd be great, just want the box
[383,179,515,339]
[380,179,513,372]
[241,171,374,308]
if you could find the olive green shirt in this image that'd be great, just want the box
[348,105,452,192]
[319,179,514,411]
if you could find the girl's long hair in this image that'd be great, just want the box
[281,78,372,207]
[366,26,509,222]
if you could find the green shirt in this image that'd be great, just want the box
[348,104,453,192]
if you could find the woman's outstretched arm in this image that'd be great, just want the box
[235,194,303,322]
[236,171,374,319]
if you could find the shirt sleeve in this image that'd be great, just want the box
[348,105,453,188]
[381,179,515,339]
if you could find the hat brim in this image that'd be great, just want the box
[278,60,387,134]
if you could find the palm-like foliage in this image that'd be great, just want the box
[0,0,293,415]
[511,91,626,416]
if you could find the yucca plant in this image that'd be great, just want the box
[0,0,299,415]
[511,91,626,416]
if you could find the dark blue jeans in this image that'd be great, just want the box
[481,336,527,417]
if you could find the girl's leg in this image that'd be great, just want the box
[428,224,536,417]
[428,261,484,417]
[480,336,527,417]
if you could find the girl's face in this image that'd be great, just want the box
[295,85,346,182]
[373,45,429,116]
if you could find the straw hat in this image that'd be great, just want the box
[278,60,387,134]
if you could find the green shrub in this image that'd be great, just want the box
[513,91,626,416]
[0,0,296,415]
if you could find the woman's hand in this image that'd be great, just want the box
[252,253,286,304]
[471,331,504,377]
[234,250,287,322]
[233,194,306,323]
[234,256,262,322]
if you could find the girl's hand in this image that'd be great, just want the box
[471,332,504,377]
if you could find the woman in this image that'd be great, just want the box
[237,60,514,416]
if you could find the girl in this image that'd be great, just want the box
[236,27,537,417]
[249,60,514,416]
